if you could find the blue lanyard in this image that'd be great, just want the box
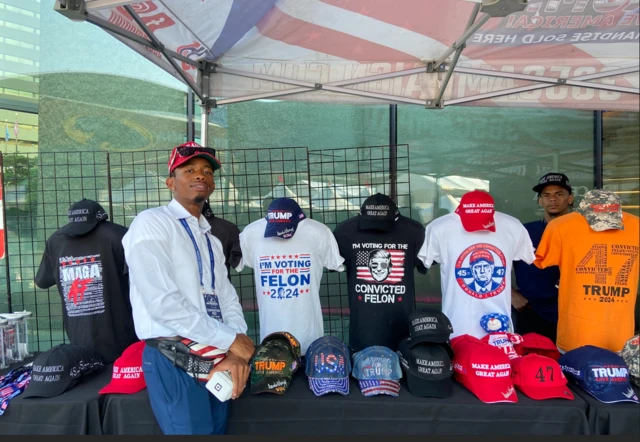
[179,219,215,293]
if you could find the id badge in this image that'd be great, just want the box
[204,292,224,322]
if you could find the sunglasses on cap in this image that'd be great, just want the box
[176,145,216,158]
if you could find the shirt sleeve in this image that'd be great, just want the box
[124,213,238,350]
[414,223,428,275]
[534,220,562,269]
[321,226,345,272]
[417,223,440,268]
[237,229,254,272]
[512,224,536,264]
[34,239,56,289]
[227,224,243,272]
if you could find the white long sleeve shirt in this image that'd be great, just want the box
[122,199,247,350]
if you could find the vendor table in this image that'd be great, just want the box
[3,359,638,435]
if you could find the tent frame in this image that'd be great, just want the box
[57,0,639,142]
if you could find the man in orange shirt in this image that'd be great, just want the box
[534,190,639,354]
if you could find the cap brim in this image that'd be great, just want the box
[457,374,517,403]
[579,381,639,404]
[22,378,77,399]
[358,217,395,232]
[250,377,292,395]
[516,384,574,401]
[407,335,453,348]
[405,372,452,398]
[532,183,572,194]
[574,208,624,231]
[457,214,496,233]
[358,379,401,397]
[308,377,349,396]
[99,382,146,395]
[264,223,299,239]
[62,221,100,237]
[170,152,222,173]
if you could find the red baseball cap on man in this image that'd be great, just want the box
[455,190,496,232]
[511,354,574,400]
[513,333,561,361]
[99,341,146,395]
[451,334,517,403]
[168,141,221,174]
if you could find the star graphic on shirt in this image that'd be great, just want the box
[61,262,66,267]
[289,255,292,259]
[398,297,403,302]
[295,254,299,259]
[90,257,96,262]
[83,258,88,263]
[75,260,80,265]
[358,295,363,301]
[276,255,281,259]
[271,255,274,259]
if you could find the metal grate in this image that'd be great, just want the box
[0,145,410,350]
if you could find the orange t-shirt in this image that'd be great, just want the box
[534,211,639,353]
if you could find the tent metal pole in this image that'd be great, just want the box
[214,67,317,88]
[84,0,139,12]
[430,11,490,72]
[200,64,212,146]
[216,87,316,105]
[389,105,398,202]
[594,111,604,189]
[322,85,425,105]
[123,5,204,101]
[446,67,640,105]
[85,15,202,69]
[432,2,481,107]
[326,67,427,87]
[187,89,195,142]
[215,65,428,89]
[454,66,639,94]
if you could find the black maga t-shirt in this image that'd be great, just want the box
[333,216,427,352]
[35,221,138,363]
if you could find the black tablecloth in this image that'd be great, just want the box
[569,383,640,436]
[5,359,639,435]
[0,358,112,435]
[101,370,590,435]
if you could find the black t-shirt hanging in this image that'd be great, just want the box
[333,216,427,352]
[203,204,242,280]
[35,221,138,363]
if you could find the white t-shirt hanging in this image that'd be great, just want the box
[418,212,535,339]
[239,218,345,353]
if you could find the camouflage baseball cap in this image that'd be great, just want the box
[619,334,639,387]
[249,339,299,395]
[576,189,623,232]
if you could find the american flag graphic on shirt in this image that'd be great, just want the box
[356,249,405,284]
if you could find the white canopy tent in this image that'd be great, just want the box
[55,0,639,143]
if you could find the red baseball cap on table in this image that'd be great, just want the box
[514,333,561,361]
[168,141,221,174]
[99,341,146,395]
[511,354,574,400]
[455,190,496,232]
[451,334,517,403]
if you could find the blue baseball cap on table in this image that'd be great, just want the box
[352,346,403,397]
[305,336,351,396]
[264,198,306,239]
[559,345,638,404]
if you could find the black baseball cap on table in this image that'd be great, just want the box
[397,338,454,398]
[22,344,105,399]
[358,193,400,232]
[62,199,109,237]
[406,308,454,347]
[532,173,572,194]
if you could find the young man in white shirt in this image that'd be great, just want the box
[122,142,254,435]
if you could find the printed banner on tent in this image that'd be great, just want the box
[91,0,639,110]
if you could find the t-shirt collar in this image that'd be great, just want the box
[168,199,211,233]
